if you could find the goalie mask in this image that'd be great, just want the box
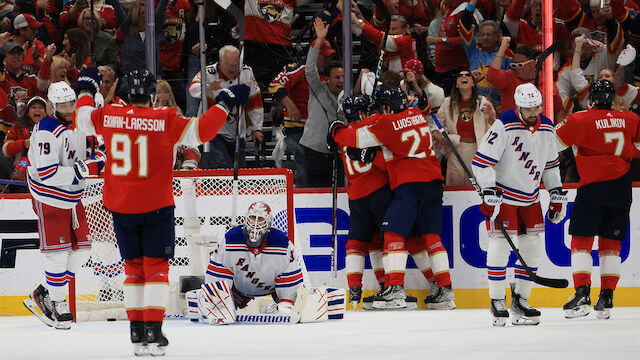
[243,201,273,248]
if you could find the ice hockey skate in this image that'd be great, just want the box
[362,283,385,310]
[349,286,362,309]
[423,281,439,304]
[405,294,418,310]
[563,285,591,319]
[426,284,456,310]
[594,289,613,320]
[22,284,55,327]
[490,298,509,326]
[145,321,169,356]
[372,285,407,309]
[510,292,540,325]
[130,321,147,356]
[51,300,73,330]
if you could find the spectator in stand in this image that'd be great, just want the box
[188,45,264,169]
[503,0,570,53]
[567,36,639,111]
[76,8,120,73]
[398,0,437,73]
[1,95,45,188]
[300,18,344,188]
[11,13,45,74]
[62,28,90,70]
[432,70,496,185]
[59,0,117,32]
[555,0,631,39]
[183,0,238,117]
[557,30,619,114]
[0,42,40,140]
[351,13,417,74]
[156,79,182,115]
[159,0,191,114]
[243,0,310,88]
[98,65,126,105]
[460,0,512,114]
[400,58,444,113]
[38,44,72,92]
[486,37,564,120]
[427,0,470,96]
[269,39,336,186]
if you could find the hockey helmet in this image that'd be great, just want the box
[47,81,77,111]
[342,95,370,122]
[125,69,157,98]
[514,83,542,109]
[589,80,615,107]
[372,86,408,113]
[243,201,273,248]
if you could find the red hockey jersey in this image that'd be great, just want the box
[76,96,228,214]
[160,0,190,71]
[334,108,443,189]
[556,109,640,187]
[245,0,295,46]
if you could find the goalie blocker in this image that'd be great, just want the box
[186,282,345,324]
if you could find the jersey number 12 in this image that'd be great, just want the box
[111,134,149,177]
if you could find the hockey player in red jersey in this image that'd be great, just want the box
[22,81,102,330]
[557,80,640,320]
[472,83,567,326]
[331,87,454,310]
[74,67,249,356]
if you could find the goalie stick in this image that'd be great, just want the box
[430,114,569,289]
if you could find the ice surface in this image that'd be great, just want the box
[1,308,639,359]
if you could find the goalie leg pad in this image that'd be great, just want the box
[294,286,328,323]
[199,281,236,324]
[327,287,346,320]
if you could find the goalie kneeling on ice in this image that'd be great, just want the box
[186,283,345,324]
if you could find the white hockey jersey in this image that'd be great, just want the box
[188,63,264,142]
[26,116,88,209]
[472,109,562,206]
[205,226,303,303]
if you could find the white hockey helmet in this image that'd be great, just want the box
[514,83,542,109]
[47,81,76,111]
[243,201,273,247]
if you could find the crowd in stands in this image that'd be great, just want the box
[2,0,640,192]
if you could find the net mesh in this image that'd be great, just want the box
[75,170,292,319]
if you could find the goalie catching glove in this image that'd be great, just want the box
[547,188,568,224]
[480,188,503,221]
[215,84,250,115]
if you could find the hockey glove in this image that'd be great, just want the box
[547,188,568,224]
[327,119,347,152]
[73,158,105,180]
[347,146,379,164]
[480,188,503,221]
[215,84,250,114]
[75,67,102,97]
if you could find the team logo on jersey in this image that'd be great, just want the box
[259,0,285,23]
[162,17,185,44]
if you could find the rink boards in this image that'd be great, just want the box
[1,185,639,315]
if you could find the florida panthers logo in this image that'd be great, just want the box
[259,0,285,23]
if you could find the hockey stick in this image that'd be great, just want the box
[534,40,564,88]
[430,115,569,289]
[214,0,245,225]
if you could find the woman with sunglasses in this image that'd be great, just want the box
[432,70,496,186]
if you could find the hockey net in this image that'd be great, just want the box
[71,169,294,321]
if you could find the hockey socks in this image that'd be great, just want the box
[123,257,169,322]
[598,237,621,291]
[421,234,451,287]
[346,239,368,288]
[382,232,407,286]
[571,236,595,288]
[406,237,435,283]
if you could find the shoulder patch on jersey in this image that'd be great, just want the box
[265,228,290,249]
[225,225,247,245]
[540,114,554,127]
[36,116,65,135]
[285,60,305,72]
[206,64,217,75]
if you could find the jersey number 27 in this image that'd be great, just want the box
[401,126,435,158]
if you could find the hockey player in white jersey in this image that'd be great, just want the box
[188,201,345,324]
[472,83,568,326]
[22,81,105,330]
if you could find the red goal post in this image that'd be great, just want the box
[70,168,295,321]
